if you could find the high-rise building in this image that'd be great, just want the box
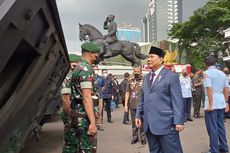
[143,0,182,42]
[117,23,141,42]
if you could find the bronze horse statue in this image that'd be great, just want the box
[79,23,147,66]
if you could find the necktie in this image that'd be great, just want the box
[149,72,155,86]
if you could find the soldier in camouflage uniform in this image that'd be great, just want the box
[61,42,100,153]
[60,54,81,153]
[192,68,204,118]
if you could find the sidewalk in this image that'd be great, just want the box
[21,105,230,153]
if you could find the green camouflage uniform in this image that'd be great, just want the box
[60,59,98,153]
[60,70,75,153]
[192,74,204,117]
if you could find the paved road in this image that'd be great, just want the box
[20,105,230,153]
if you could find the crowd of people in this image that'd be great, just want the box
[180,65,230,123]
[59,41,230,153]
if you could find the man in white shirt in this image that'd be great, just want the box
[180,69,193,122]
[202,56,229,153]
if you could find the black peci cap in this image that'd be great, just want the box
[149,46,165,58]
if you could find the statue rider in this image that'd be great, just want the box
[102,14,118,55]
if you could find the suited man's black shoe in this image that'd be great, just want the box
[141,140,147,145]
[219,149,229,153]
[131,139,138,144]
[108,120,113,123]
[123,121,131,125]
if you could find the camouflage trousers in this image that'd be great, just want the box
[60,111,97,153]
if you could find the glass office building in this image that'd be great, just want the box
[117,23,141,42]
[143,0,182,42]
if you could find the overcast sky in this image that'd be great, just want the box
[56,0,209,53]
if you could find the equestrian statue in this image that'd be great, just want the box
[79,14,147,66]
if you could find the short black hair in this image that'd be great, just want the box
[107,73,113,78]
[205,56,216,67]
[81,49,87,54]
[124,72,130,78]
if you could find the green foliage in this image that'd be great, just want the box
[169,0,230,68]
[189,48,206,69]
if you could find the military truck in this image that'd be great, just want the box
[39,87,61,126]
[0,0,69,152]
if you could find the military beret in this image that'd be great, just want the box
[68,54,81,63]
[81,42,100,53]
[149,46,165,58]
[216,63,222,68]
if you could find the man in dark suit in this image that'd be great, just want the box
[120,72,131,124]
[135,46,184,153]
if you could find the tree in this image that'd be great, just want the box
[169,0,230,68]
